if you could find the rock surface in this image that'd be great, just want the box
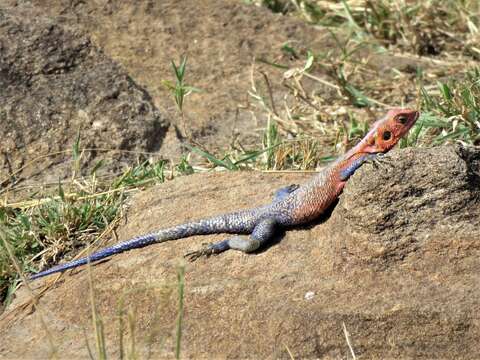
[0,4,169,188]
[1,145,479,359]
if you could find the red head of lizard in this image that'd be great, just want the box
[357,108,419,154]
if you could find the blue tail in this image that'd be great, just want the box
[29,233,158,280]
[29,207,265,280]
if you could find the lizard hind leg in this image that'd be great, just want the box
[185,218,278,261]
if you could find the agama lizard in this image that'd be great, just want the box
[30,108,419,280]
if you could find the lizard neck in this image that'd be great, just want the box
[342,133,375,161]
[333,119,382,169]
[333,142,370,171]
[340,115,386,163]
[328,130,379,182]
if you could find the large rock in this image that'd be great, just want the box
[0,4,169,188]
[1,145,479,359]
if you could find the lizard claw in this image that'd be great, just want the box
[184,244,217,262]
[184,239,231,261]
[376,153,394,169]
[366,153,390,169]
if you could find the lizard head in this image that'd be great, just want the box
[361,108,419,154]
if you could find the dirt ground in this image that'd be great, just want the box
[2,0,438,189]
[19,0,333,153]
[2,0,338,191]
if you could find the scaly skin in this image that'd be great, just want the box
[30,108,419,280]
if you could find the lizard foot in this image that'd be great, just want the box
[184,248,213,262]
[366,153,390,169]
[184,240,229,262]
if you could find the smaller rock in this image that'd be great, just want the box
[304,291,315,300]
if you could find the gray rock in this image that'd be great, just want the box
[0,4,169,188]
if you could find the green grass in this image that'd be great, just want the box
[162,55,201,139]
[418,68,480,145]
[250,0,479,56]
[0,156,193,304]
[0,187,121,303]
[244,0,480,164]
[163,56,200,114]
[187,58,480,172]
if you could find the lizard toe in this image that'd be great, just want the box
[184,240,230,262]
[184,247,212,262]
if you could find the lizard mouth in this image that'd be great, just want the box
[412,110,420,123]
[402,110,420,134]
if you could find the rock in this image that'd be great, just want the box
[0,145,479,359]
[0,4,169,189]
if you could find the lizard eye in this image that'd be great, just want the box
[397,115,408,124]
[382,131,392,141]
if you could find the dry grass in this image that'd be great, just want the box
[236,0,480,169]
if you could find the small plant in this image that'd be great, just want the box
[163,56,200,138]
[175,265,185,360]
[170,57,196,113]
[87,263,107,360]
[263,117,282,169]
[175,155,195,175]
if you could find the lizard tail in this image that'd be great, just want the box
[29,209,262,280]
[29,232,159,280]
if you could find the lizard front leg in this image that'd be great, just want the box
[273,184,299,202]
[185,218,277,261]
[339,153,382,181]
